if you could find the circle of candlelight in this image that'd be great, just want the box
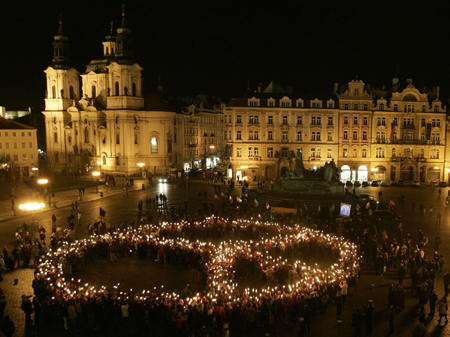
[19,202,45,211]
[36,217,360,310]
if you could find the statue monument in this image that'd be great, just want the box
[275,149,344,194]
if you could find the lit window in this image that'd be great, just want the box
[151,137,158,153]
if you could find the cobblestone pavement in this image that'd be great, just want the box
[0,179,450,336]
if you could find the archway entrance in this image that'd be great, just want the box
[340,165,351,181]
[373,166,386,181]
[357,165,368,181]
[266,165,277,180]
[280,166,289,177]
[428,167,440,181]
[401,166,413,181]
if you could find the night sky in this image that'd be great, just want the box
[1,0,449,111]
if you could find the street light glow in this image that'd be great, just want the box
[19,203,45,211]
[92,171,101,176]
[31,167,39,171]
[37,179,49,184]
[137,163,145,167]
[97,161,103,165]
[371,168,378,172]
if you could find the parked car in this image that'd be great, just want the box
[362,181,370,187]
[371,180,379,187]
[380,181,389,187]
[354,181,361,187]
[345,181,353,187]
[439,181,447,187]
[412,180,420,187]
[373,210,402,223]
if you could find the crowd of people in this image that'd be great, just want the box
[2,176,449,336]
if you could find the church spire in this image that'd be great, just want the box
[51,13,71,69]
[115,3,134,61]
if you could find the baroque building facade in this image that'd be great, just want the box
[42,12,223,175]
[224,79,447,183]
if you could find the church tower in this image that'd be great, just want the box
[44,14,80,111]
[43,15,80,169]
[106,5,144,110]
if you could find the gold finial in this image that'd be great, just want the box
[122,3,125,17]
[59,12,62,26]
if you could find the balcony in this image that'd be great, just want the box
[248,156,262,161]
[376,139,386,144]
[402,124,415,129]
[391,139,427,145]
[308,157,322,161]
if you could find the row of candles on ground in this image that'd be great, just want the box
[36,216,360,307]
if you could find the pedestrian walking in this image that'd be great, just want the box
[429,290,438,317]
[0,316,15,337]
[438,297,448,324]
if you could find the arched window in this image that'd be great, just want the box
[115,115,119,124]
[132,83,137,97]
[54,132,58,143]
[53,117,57,124]
[115,82,120,96]
[116,133,120,145]
[151,137,158,153]
[69,86,75,99]
[52,85,56,98]
[92,85,96,98]
[84,127,89,143]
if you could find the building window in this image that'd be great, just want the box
[392,148,397,157]
[317,117,321,125]
[327,132,333,141]
[434,106,439,112]
[354,104,358,110]
[297,131,302,141]
[376,147,385,158]
[297,101,303,108]
[132,82,137,97]
[22,154,27,161]
[363,116,368,125]
[5,143,9,149]
[311,117,316,125]
[28,132,31,137]
[297,116,302,125]
[31,154,34,160]
[379,104,385,111]
[327,148,332,158]
[353,117,358,125]
[236,130,242,140]
[407,132,413,140]
[85,127,89,143]
[248,131,254,140]
[362,131,368,140]
[237,147,242,157]
[344,104,349,110]
[362,148,367,158]
[236,115,242,124]
[394,104,398,112]
[22,142,25,148]
[343,131,348,140]
[282,148,288,157]
[353,148,357,158]
[267,147,273,158]
[13,132,16,137]
[115,115,119,124]
[283,116,288,124]
[268,116,273,124]
[248,147,253,157]
[437,119,441,127]
[249,115,254,124]
[134,133,138,144]
[54,133,58,143]
[69,86,75,99]
[282,132,288,141]
[29,142,32,148]
[116,133,120,145]
[268,131,273,140]
[421,118,426,127]
[13,143,17,149]
[353,131,358,140]
[431,149,440,159]
[115,82,120,96]
[343,148,348,157]
[269,101,274,107]
[254,131,259,140]
[343,116,348,125]
[21,132,24,137]
[14,155,18,162]
[328,117,333,125]
[151,137,158,153]
[363,104,368,111]
[92,85,96,98]
[254,115,259,124]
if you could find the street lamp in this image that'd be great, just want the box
[19,202,45,224]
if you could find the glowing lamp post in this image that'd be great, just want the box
[92,171,100,181]
[19,202,45,223]
[137,163,145,179]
